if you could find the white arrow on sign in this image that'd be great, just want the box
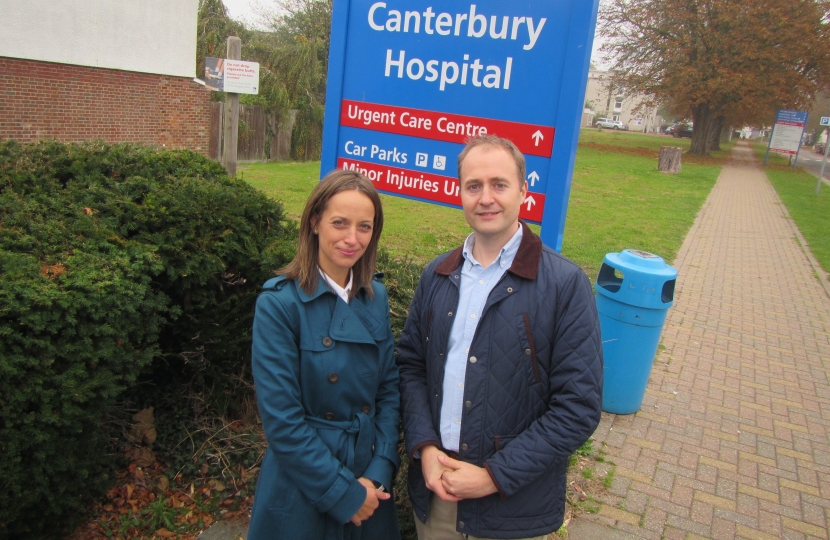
[531,130,544,146]
[523,195,536,211]
[527,171,539,187]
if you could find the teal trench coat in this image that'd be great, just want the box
[248,275,401,540]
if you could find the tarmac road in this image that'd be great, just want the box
[795,146,830,187]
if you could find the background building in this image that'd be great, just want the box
[582,69,663,133]
[0,0,210,154]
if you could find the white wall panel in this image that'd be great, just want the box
[0,0,198,77]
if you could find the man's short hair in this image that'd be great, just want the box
[457,135,527,185]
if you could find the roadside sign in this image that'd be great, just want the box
[203,57,259,94]
[764,109,807,170]
[821,117,830,126]
[321,0,600,251]
[768,110,807,156]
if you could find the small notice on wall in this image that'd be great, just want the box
[202,57,259,94]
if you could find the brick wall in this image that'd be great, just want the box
[0,56,212,155]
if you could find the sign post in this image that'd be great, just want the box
[817,116,830,195]
[764,109,808,168]
[223,37,242,178]
[321,0,600,251]
[202,42,260,177]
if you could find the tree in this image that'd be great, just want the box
[249,0,333,159]
[599,0,830,155]
[806,91,830,142]
[196,0,249,97]
[195,0,333,160]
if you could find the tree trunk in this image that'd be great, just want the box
[658,146,683,173]
[689,103,716,155]
[707,116,724,151]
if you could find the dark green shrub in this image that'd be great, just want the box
[0,141,293,538]
[375,251,424,540]
[377,250,423,342]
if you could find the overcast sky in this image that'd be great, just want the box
[222,0,260,26]
[222,0,253,19]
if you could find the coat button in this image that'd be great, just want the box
[524,348,532,356]
[328,373,339,383]
[322,336,333,347]
[448,311,453,317]
[458,521,465,528]
[507,287,513,293]
[324,412,335,420]
[469,356,477,364]
[465,401,472,409]
[461,443,468,451]
[361,405,371,414]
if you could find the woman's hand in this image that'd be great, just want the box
[349,477,391,526]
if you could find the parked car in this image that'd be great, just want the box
[666,123,693,138]
[595,117,627,130]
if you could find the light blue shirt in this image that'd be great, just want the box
[439,225,523,452]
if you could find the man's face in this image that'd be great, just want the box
[459,145,527,245]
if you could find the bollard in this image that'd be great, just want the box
[595,250,678,414]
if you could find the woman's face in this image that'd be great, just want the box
[314,189,375,286]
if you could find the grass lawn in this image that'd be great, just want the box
[564,143,720,278]
[241,162,472,263]
[765,167,830,273]
[240,129,723,280]
[746,140,794,167]
[579,128,736,163]
[743,141,830,276]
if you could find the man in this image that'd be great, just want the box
[397,135,603,539]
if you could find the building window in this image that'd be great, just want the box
[634,117,643,125]
[614,97,623,111]
[612,115,620,122]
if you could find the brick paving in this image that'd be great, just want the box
[584,142,830,539]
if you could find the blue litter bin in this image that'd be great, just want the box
[595,250,677,414]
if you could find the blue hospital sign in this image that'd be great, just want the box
[321,0,599,250]
[769,109,808,156]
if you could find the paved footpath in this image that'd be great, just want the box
[575,142,830,539]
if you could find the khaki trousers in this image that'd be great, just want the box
[414,496,550,540]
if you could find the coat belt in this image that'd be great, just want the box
[305,412,374,476]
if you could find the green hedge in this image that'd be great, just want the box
[0,141,294,538]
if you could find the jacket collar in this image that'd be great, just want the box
[296,276,333,303]
[435,221,541,280]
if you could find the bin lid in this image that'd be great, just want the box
[595,249,678,308]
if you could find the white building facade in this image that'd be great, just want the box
[582,69,663,133]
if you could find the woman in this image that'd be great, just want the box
[248,170,401,540]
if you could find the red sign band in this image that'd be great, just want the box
[337,158,546,223]
[340,100,555,157]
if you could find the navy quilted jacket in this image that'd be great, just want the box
[397,222,603,538]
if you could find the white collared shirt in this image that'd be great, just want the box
[319,268,353,304]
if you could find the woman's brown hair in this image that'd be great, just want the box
[278,169,384,299]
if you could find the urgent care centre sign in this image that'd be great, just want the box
[321,0,599,250]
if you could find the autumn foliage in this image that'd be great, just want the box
[0,141,293,538]
[599,0,830,154]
